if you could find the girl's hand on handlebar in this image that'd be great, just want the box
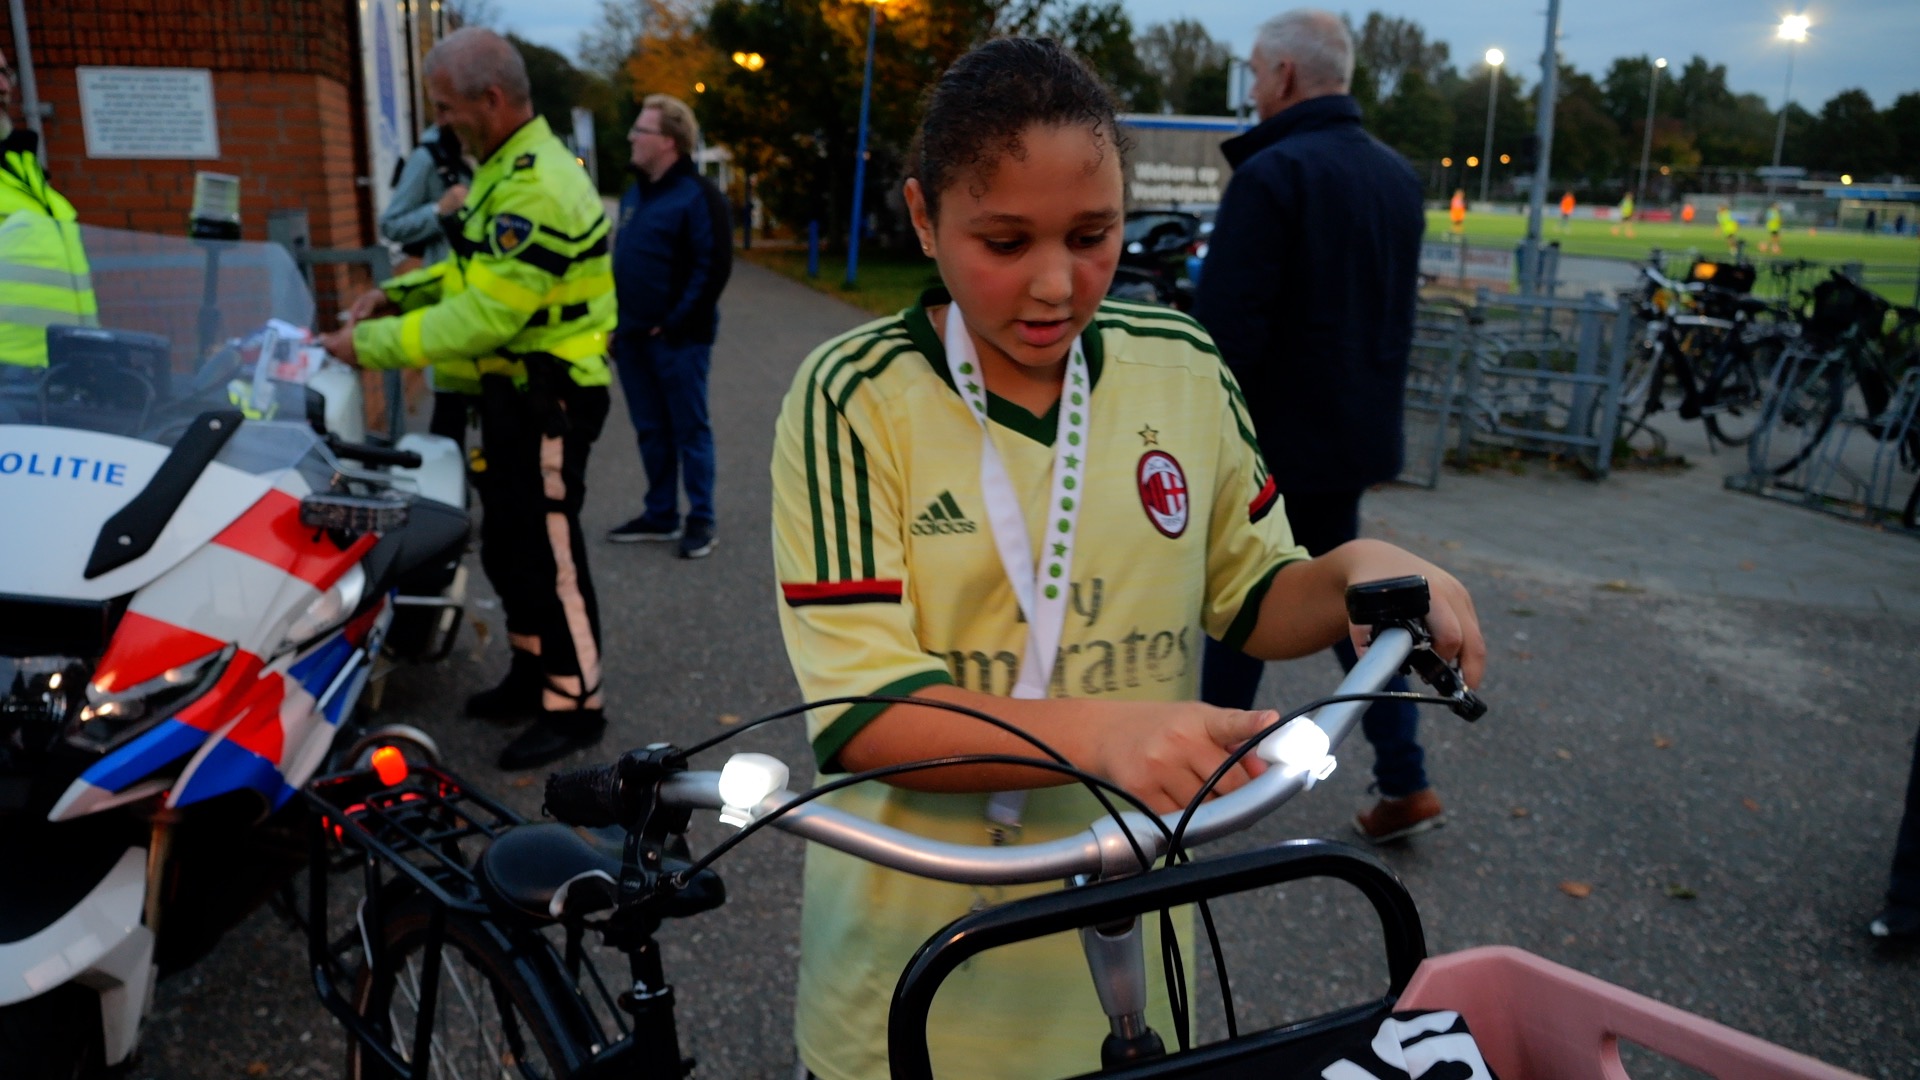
[1087,703,1275,815]
[1335,544,1484,689]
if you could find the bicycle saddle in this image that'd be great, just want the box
[479,823,623,924]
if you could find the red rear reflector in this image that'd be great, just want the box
[371,745,409,786]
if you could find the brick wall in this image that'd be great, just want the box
[6,0,372,252]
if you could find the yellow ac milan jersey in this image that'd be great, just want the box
[770,289,1307,1080]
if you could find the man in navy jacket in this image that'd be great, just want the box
[1194,10,1439,844]
[608,93,733,558]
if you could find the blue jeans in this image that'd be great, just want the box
[613,335,715,530]
[1199,489,1428,798]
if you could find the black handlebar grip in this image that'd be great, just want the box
[327,435,424,470]
[544,763,625,827]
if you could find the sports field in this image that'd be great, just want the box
[1426,209,1920,303]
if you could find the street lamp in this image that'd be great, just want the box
[1636,57,1667,203]
[1480,48,1504,203]
[846,0,889,287]
[731,52,768,250]
[1770,13,1810,189]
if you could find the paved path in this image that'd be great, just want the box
[130,263,1919,1080]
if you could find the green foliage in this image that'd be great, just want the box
[508,34,630,193]
[1137,18,1234,116]
[1047,2,1161,113]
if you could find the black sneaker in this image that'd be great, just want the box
[1870,902,1920,940]
[679,523,717,559]
[464,650,542,721]
[607,516,681,543]
[497,708,607,771]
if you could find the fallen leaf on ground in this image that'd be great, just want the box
[1441,540,1463,550]
[1742,797,1760,812]
[1510,806,1530,818]
[1665,884,1698,900]
[1737,560,1756,571]
[247,1065,270,1079]
[1559,881,1593,898]
[511,776,536,788]
[1555,748,1573,761]
[1507,607,1537,617]
[718,713,742,726]
[1653,735,1673,749]
[1562,934,1579,945]
[1596,579,1645,594]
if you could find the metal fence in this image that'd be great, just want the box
[1398,288,1633,487]
[1729,361,1920,534]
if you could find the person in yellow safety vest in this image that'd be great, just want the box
[1717,204,1740,254]
[1616,191,1635,238]
[319,27,617,771]
[0,47,98,368]
[1764,202,1784,254]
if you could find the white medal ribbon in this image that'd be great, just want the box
[941,303,1089,835]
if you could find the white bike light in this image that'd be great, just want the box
[717,752,788,828]
[1258,717,1337,784]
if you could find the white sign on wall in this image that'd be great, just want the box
[77,67,220,159]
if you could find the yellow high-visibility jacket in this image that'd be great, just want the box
[0,129,98,367]
[354,116,613,395]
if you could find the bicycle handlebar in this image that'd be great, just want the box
[548,628,1423,886]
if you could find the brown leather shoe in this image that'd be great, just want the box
[1353,788,1446,844]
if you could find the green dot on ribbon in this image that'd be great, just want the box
[1056,519,1071,533]
[1071,392,1083,405]
[1067,432,1081,446]
[1069,412,1082,425]
[959,362,973,374]
[1044,584,1059,599]
[1063,476,1076,490]
[1048,563,1063,578]
[1061,497,1074,511]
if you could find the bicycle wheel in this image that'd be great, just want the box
[348,896,588,1080]
[1748,346,1845,477]
[1698,333,1780,446]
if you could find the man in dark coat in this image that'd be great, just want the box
[1194,9,1440,844]
[606,93,733,559]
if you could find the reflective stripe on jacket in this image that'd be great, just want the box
[0,132,98,367]
[354,116,614,395]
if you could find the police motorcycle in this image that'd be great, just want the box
[0,226,471,1077]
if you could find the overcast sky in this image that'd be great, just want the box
[492,0,1916,113]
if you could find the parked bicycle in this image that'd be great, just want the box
[303,578,1488,1078]
[1612,259,1795,454]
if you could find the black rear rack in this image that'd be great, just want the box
[301,764,527,1078]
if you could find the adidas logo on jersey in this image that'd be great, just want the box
[911,491,978,536]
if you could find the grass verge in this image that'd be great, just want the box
[740,246,944,319]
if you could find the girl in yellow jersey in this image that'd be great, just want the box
[770,37,1486,1080]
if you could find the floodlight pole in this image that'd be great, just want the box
[1520,0,1561,294]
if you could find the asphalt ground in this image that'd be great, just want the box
[129,263,1920,1079]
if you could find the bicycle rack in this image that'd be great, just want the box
[1731,358,1920,536]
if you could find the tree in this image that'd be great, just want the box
[1809,89,1889,176]
[1137,18,1234,116]
[579,0,653,84]
[1887,92,1920,179]
[1048,2,1161,112]
[445,0,502,29]
[1349,12,1449,100]
[1551,67,1626,186]
[1446,65,1530,173]
[1371,66,1451,163]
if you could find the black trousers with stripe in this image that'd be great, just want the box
[475,374,609,704]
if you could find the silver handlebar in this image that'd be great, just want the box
[657,628,1417,886]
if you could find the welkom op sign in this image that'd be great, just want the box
[1117,114,1251,209]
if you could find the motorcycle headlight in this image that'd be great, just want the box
[283,564,367,650]
[67,643,235,753]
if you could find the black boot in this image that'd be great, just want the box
[465,649,544,721]
[497,708,607,771]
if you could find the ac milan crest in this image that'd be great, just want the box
[1137,450,1188,538]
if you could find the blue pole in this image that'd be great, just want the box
[845,1,878,288]
[808,220,820,278]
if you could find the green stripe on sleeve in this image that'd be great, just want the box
[803,371,830,581]
[813,668,957,773]
[824,401,852,580]
[1221,559,1300,654]
[851,434,875,579]
[1095,319,1223,358]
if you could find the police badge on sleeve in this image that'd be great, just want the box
[491,213,534,256]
